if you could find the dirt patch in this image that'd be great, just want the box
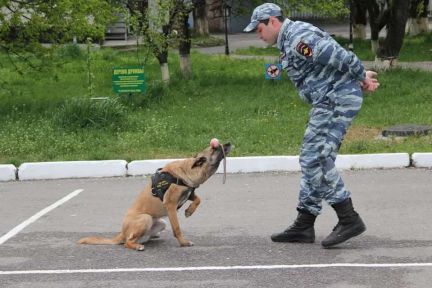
[345,126,381,142]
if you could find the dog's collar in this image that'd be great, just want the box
[151,168,194,201]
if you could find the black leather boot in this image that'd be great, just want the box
[271,209,316,243]
[321,198,366,248]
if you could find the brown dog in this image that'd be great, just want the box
[78,142,231,251]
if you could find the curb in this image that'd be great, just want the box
[17,160,127,181]
[128,159,181,176]
[335,153,410,169]
[221,156,300,173]
[411,153,432,168]
[1,152,429,182]
[0,165,17,181]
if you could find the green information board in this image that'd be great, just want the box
[112,66,145,93]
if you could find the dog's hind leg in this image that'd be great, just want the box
[123,214,153,251]
[150,218,167,236]
[140,218,167,243]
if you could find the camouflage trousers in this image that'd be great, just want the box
[297,84,363,215]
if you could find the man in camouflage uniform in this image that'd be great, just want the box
[244,3,379,248]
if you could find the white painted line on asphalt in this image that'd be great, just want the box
[1,262,432,275]
[0,189,84,245]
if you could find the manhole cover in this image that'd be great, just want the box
[382,125,431,137]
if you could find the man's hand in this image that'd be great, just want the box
[361,70,380,92]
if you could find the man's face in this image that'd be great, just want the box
[256,17,279,45]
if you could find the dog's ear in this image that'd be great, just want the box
[192,156,207,168]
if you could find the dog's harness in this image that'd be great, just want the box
[151,168,195,209]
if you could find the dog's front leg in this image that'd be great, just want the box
[185,194,201,217]
[166,204,194,247]
[164,186,194,247]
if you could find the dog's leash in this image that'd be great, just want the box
[220,143,226,184]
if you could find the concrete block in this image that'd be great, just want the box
[220,156,300,173]
[412,153,432,168]
[18,160,127,180]
[127,159,181,176]
[0,165,17,181]
[336,153,410,170]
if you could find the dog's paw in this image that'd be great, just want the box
[136,244,145,251]
[185,209,193,217]
[180,241,194,247]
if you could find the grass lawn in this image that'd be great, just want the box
[0,42,431,165]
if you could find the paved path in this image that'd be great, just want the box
[227,54,432,72]
[103,23,432,71]
[1,169,432,287]
[197,26,432,71]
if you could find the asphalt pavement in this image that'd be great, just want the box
[1,168,432,287]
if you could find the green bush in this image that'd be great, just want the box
[55,97,126,130]
[57,44,84,59]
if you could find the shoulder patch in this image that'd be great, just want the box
[296,42,313,57]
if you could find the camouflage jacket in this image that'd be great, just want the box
[277,19,365,104]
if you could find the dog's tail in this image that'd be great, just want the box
[78,232,124,245]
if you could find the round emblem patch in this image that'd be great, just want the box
[266,64,281,79]
[296,42,313,57]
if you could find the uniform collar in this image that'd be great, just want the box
[277,18,292,51]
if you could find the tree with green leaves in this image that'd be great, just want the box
[0,0,117,81]
[125,0,194,82]
[0,0,115,51]
[246,0,349,18]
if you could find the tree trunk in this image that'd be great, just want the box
[148,0,171,83]
[193,0,209,36]
[179,12,192,78]
[377,0,410,59]
[180,55,192,78]
[406,0,430,35]
[157,25,170,83]
[352,0,367,39]
[160,63,170,83]
[367,0,385,40]
[365,0,384,53]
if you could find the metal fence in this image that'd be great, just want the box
[287,10,342,20]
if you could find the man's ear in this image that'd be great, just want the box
[269,16,282,29]
[269,16,275,24]
[192,156,207,168]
